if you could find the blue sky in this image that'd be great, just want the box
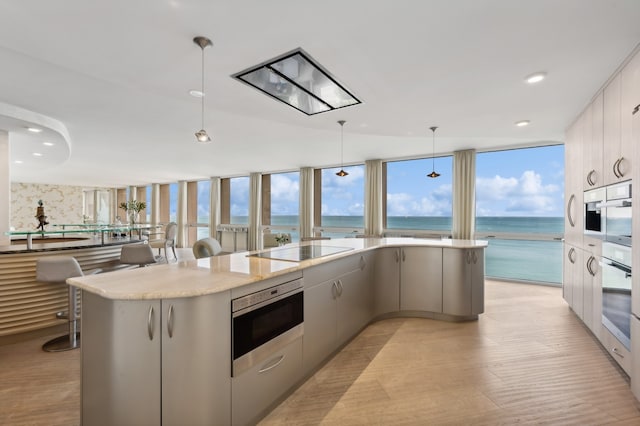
[212,144,565,219]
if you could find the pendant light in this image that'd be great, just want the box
[336,120,348,177]
[194,36,213,144]
[427,126,440,178]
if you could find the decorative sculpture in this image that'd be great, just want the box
[35,199,49,231]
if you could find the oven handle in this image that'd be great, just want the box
[232,286,303,317]
[596,200,631,208]
[258,354,286,374]
[601,257,632,277]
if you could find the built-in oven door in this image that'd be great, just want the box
[601,244,632,350]
[232,287,303,376]
[604,181,632,246]
[584,187,605,238]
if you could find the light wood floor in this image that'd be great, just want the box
[1,280,639,425]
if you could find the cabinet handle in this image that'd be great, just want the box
[633,104,640,115]
[402,249,406,262]
[359,255,366,271]
[394,249,399,263]
[567,247,576,264]
[613,158,622,178]
[616,157,625,178]
[337,279,344,296]
[147,306,155,341]
[258,354,286,373]
[612,347,624,358]
[472,251,478,264]
[566,194,576,227]
[332,281,338,299]
[586,170,596,186]
[167,304,174,338]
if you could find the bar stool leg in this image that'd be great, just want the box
[42,286,80,352]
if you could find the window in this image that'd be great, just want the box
[268,171,299,240]
[146,186,152,222]
[475,145,564,284]
[196,180,211,240]
[319,165,364,237]
[230,177,249,224]
[169,183,178,222]
[385,156,453,234]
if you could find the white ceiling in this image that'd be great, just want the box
[1,0,640,187]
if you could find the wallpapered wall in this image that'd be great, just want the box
[11,182,84,230]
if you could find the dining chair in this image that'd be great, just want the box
[192,237,223,259]
[149,222,177,262]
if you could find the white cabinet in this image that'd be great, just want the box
[400,247,443,313]
[373,248,401,317]
[563,243,583,317]
[442,248,485,317]
[232,337,303,426]
[584,92,604,188]
[564,118,584,246]
[81,292,231,426]
[582,242,602,337]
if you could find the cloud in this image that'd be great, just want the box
[387,183,452,216]
[476,170,560,215]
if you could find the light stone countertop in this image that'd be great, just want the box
[67,237,488,300]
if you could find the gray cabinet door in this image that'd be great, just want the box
[162,294,231,426]
[82,292,161,426]
[303,278,338,374]
[373,248,400,317]
[443,248,485,317]
[337,254,373,344]
[400,247,443,313]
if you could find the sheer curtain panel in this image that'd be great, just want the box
[452,149,476,240]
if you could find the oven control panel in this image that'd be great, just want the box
[232,278,303,313]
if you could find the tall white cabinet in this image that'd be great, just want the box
[564,45,640,394]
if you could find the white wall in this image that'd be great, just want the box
[0,131,9,245]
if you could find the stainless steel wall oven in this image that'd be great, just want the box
[231,278,303,376]
[602,242,632,350]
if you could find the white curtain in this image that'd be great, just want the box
[150,184,160,225]
[248,172,262,251]
[299,167,314,240]
[209,177,221,239]
[128,186,137,202]
[452,149,476,240]
[176,181,188,248]
[109,188,118,223]
[365,159,384,236]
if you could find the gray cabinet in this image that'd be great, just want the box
[232,337,303,426]
[303,253,372,375]
[373,248,401,317]
[81,291,231,426]
[442,248,484,316]
[400,247,443,313]
[582,243,602,337]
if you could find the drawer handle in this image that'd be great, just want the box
[259,354,286,373]
[147,306,155,341]
[167,304,174,338]
[612,347,624,358]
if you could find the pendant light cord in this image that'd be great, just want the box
[201,45,205,129]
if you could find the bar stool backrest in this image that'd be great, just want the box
[36,256,84,282]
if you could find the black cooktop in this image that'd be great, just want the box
[250,245,353,262]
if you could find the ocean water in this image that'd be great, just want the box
[225,215,564,284]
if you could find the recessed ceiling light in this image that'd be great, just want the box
[26,127,42,133]
[32,152,43,157]
[515,120,530,127]
[189,90,204,98]
[14,160,23,164]
[43,142,54,146]
[524,72,547,84]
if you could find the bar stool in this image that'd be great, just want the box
[120,243,158,267]
[36,256,89,352]
[192,237,222,259]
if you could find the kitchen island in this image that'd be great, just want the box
[70,237,487,426]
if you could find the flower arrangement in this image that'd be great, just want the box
[119,200,146,224]
[274,233,289,246]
